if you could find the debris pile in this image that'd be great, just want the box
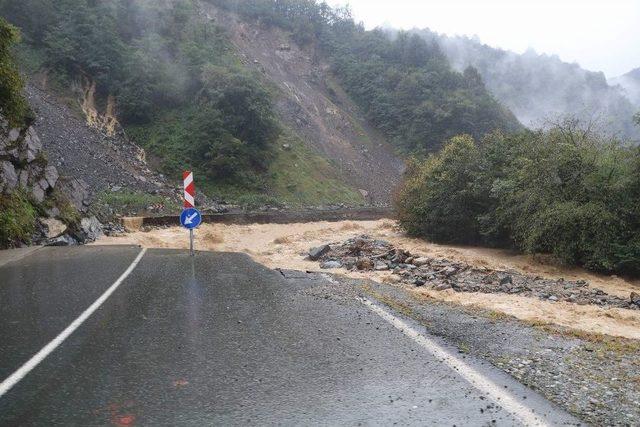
[310,235,640,310]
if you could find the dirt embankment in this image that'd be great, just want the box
[97,219,640,340]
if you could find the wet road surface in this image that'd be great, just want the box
[0,246,579,425]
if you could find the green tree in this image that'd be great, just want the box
[0,17,30,126]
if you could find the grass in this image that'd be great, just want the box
[0,190,37,248]
[128,115,365,209]
[95,190,179,215]
[265,129,364,207]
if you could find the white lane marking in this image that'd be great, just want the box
[0,248,148,398]
[360,297,550,427]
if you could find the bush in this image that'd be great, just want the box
[0,190,38,248]
[396,121,640,274]
[0,17,31,126]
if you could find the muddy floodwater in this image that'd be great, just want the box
[96,219,640,339]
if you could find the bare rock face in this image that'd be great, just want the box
[39,217,67,238]
[0,115,61,207]
[0,161,18,193]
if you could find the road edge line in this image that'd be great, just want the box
[0,247,148,398]
[359,297,550,427]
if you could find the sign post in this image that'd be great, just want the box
[180,171,201,256]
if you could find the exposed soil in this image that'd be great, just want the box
[96,218,640,340]
[25,83,179,206]
[204,4,405,204]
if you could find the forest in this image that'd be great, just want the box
[396,117,640,275]
[213,0,521,153]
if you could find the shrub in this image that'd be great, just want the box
[0,190,38,248]
[0,17,31,126]
[396,121,640,275]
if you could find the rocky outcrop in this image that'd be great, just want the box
[0,114,58,203]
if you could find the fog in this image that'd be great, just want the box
[334,0,640,78]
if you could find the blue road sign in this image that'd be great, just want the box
[180,208,202,229]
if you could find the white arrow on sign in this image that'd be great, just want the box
[184,212,199,225]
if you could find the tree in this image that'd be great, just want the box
[0,17,30,126]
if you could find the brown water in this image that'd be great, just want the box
[96,219,640,339]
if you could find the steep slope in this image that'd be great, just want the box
[416,30,639,140]
[203,4,404,204]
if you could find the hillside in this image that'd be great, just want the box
[0,0,521,207]
[413,30,640,140]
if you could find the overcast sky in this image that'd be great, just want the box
[330,0,640,77]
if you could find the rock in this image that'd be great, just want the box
[0,160,18,193]
[45,206,60,218]
[59,177,90,212]
[78,216,103,242]
[8,128,20,142]
[39,217,67,238]
[25,127,42,151]
[45,234,77,246]
[31,184,44,203]
[374,262,390,271]
[434,283,452,291]
[356,257,374,270]
[413,278,426,287]
[500,275,513,285]
[412,257,430,267]
[44,166,58,188]
[18,169,29,188]
[282,144,291,150]
[320,260,342,269]
[631,292,640,306]
[31,183,45,202]
[308,244,330,260]
[440,266,458,277]
[548,295,558,302]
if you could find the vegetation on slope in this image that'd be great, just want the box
[0,17,30,126]
[396,119,640,275]
[212,0,521,154]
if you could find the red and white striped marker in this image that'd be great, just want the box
[183,171,195,208]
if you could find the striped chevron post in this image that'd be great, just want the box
[183,171,195,208]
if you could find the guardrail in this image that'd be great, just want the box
[121,207,394,231]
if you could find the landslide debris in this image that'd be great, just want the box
[312,235,640,310]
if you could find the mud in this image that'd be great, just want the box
[96,219,640,339]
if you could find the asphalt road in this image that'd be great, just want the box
[0,246,580,426]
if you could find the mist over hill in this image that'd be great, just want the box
[410,29,640,140]
[610,68,640,109]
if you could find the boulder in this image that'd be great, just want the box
[320,260,342,269]
[39,217,67,238]
[631,292,640,307]
[24,127,42,151]
[31,183,45,203]
[308,244,330,260]
[45,234,77,246]
[44,166,59,188]
[75,216,103,243]
[18,168,29,188]
[8,128,20,142]
[0,160,18,193]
